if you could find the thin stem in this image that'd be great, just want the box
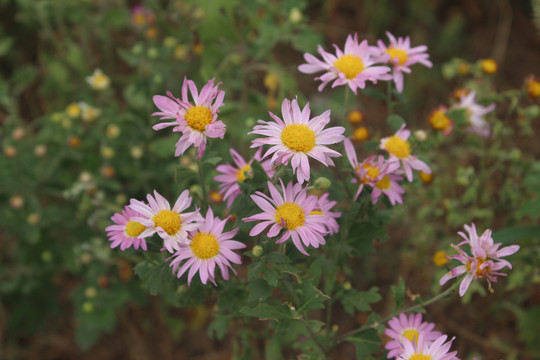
[386,80,394,116]
[196,157,209,210]
[335,282,459,343]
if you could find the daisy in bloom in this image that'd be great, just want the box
[310,193,341,235]
[243,180,328,256]
[169,208,245,286]
[371,165,406,206]
[428,106,454,136]
[398,333,459,360]
[86,68,110,91]
[454,91,495,138]
[440,223,520,297]
[214,148,275,208]
[151,77,226,158]
[385,313,442,359]
[250,98,345,184]
[129,190,203,253]
[298,33,392,94]
[106,205,148,251]
[380,124,431,182]
[372,31,432,93]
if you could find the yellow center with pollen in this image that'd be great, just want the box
[386,48,408,66]
[409,354,431,360]
[376,175,391,190]
[185,106,213,132]
[236,164,251,183]
[334,54,365,79]
[153,210,182,235]
[467,259,487,277]
[362,164,380,183]
[275,202,305,230]
[281,124,316,153]
[429,110,451,131]
[309,210,323,216]
[190,232,220,260]
[384,135,411,159]
[125,221,146,238]
[402,329,420,344]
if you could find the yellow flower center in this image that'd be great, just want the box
[333,54,365,80]
[481,59,497,74]
[125,220,146,238]
[93,73,109,88]
[275,202,305,230]
[309,210,323,215]
[376,175,391,190]
[190,232,220,260]
[386,47,408,66]
[429,110,451,131]
[185,106,213,132]
[153,210,182,235]
[66,103,81,118]
[433,250,448,267]
[467,259,487,277]
[236,164,251,183]
[409,354,431,360]
[402,329,420,344]
[527,80,540,99]
[362,164,380,183]
[281,124,316,153]
[384,135,411,159]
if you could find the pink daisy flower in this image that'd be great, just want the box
[129,190,203,253]
[105,205,148,251]
[380,124,431,182]
[371,167,406,206]
[151,77,226,158]
[169,208,245,286]
[311,193,341,235]
[398,334,459,360]
[250,98,345,184]
[372,31,433,93]
[440,223,520,297]
[455,91,495,138]
[385,313,442,359]
[214,148,275,209]
[243,180,328,256]
[298,33,392,94]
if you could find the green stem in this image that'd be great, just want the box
[335,282,459,343]
[196,157,209,210]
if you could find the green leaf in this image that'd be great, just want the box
[362,87,386,100]
[492,226,540,244]
[207,315,229,340]
[262,267,279,287]
[386,114,405,130]
[341,287,382,315]
[264,252,292,264]
[299,282,329,312]
[517,306,540,350]
[133,260,171,295]
[348,329,381,359]
[248,278,274,302]
[390,278,406,312]
[447,108,468,126]
[0,37,13,57]
[240,303,295,321]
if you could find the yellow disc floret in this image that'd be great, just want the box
[190,232,220,260]
[433,250,448,267]
[236,164,251,182]
[429,109,451,131]
[153,210,182,235]
[185,105,213,132]
[275,202,305,230]
[386,47,408,66]
[281,124,316,153]
[334,54,365,80]
[376,175,391,190]
[362,164,380,183]
[467,259,487,277]
[402,329,420,344]
[480,59,497,74]
[384,135,411,159]
[409,354,432,360]
[125,221,146,237]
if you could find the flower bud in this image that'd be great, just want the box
[314,177,331,190]
[252,245,263,257]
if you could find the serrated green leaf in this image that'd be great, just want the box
[248,278,273,302]
[386,114,405,130]
[207,315,229,340]
[348,329,381,359]
[133,260,171,295]
[342,287,382,315]
[240,303,295,321]
[299,283,329,312]
[264,252,291,264]
[390,278,406,312]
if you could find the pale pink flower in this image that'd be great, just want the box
[371,167,405,206]
[372,31,432,93]
[311,193,341,235]
[151,77,226,158]
[243,180,328,255]
[455,91,495,138]
[440,223,520,297]
[398,334,459,360]
[169,208,245,286]
[105,205,148,251]
[380,124,431,182]
[385,313,442,359]
[250,98,345,184]
[129,190,203,253]
[214,148,275,208]
[298,33,392,94]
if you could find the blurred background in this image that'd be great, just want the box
[1,0,539,359]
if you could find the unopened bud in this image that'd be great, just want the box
[314,177,331,190]
[252,245,263,257]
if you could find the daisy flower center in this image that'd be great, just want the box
[236,164,251,183]
[190,232,220,260]
[409,354,431,360]
[125,220,146,238]
[386,47,408,66]
[429,110,451,130]
[376,175,391,190]
[281,124,316,153]
[362,164,380,183]
[334,54,365,80]
[402,329,420,344]
[384,135,411,159]
[93,73,109,88]
[275,202,305,230]
[467,258,488,277]
[309,210,323,215]
[185,105,213,132]
[153,210,182,235]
